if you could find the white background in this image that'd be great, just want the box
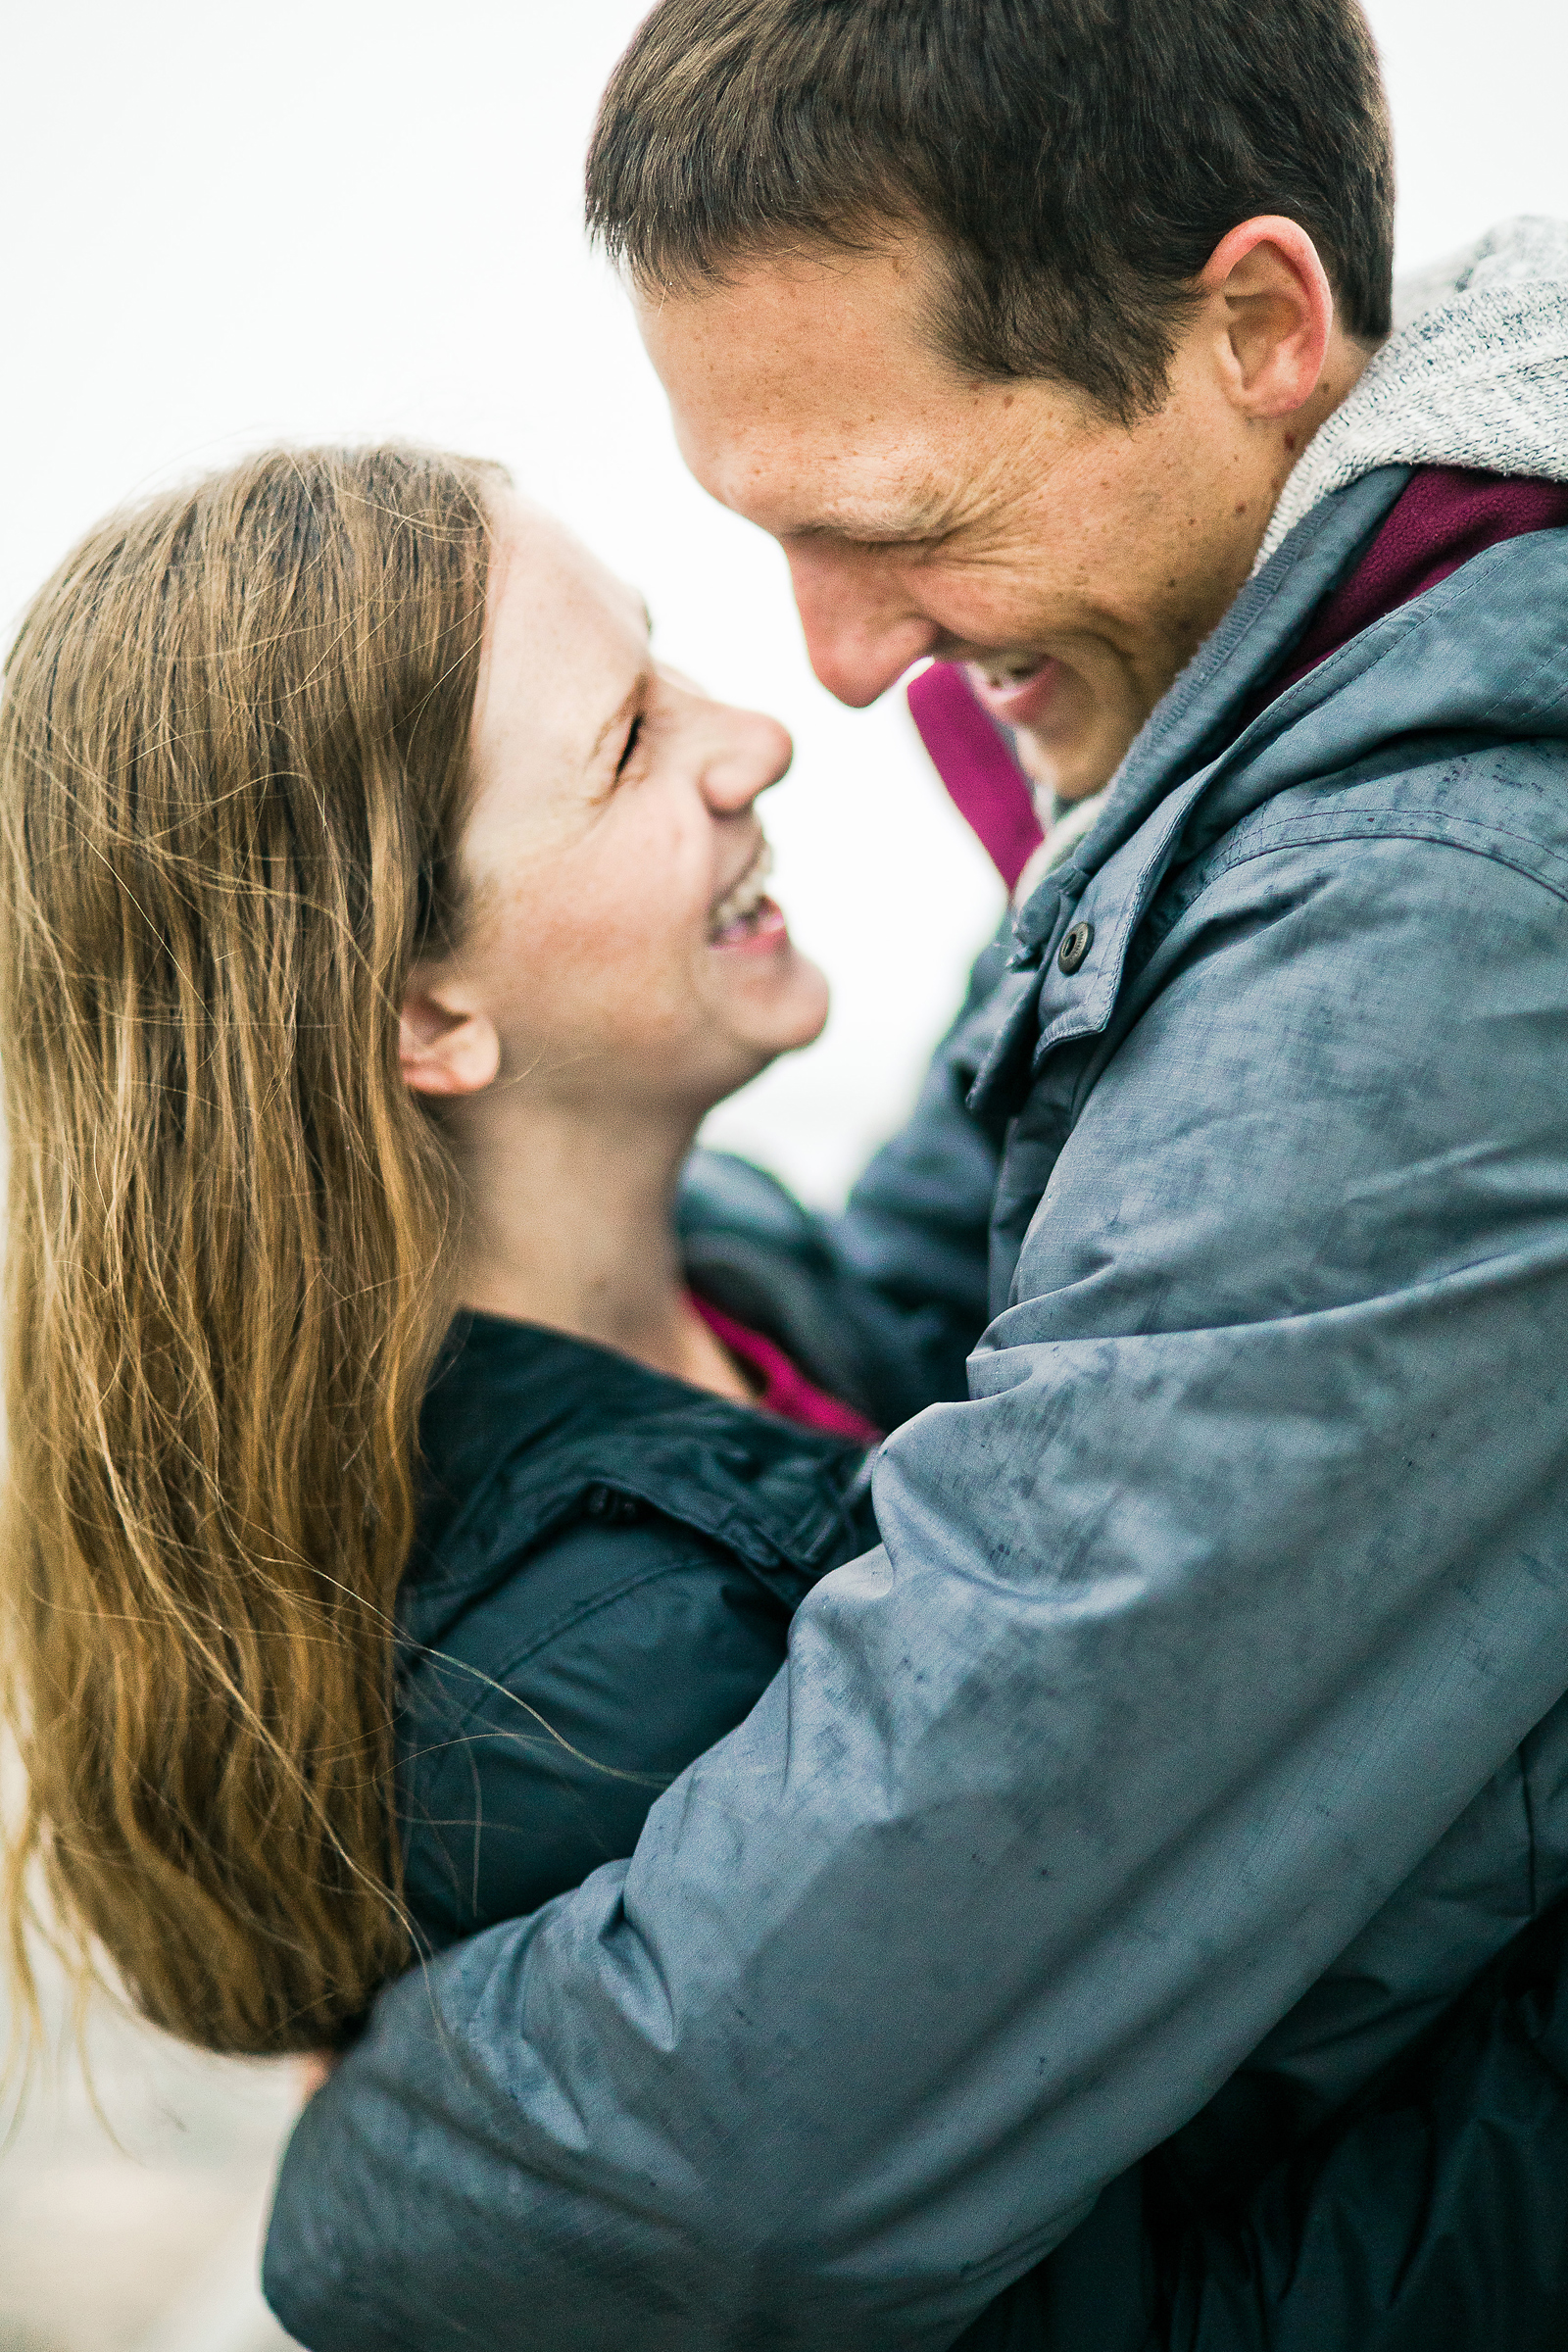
[4,0,1565,1201]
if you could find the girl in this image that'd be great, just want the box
[0,445,974,2056]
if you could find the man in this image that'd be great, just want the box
[265,4,1568,2344]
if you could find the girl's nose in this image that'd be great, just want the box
[700,706,794,812]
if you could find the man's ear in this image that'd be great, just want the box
[399,978,501,1100]
[1200,215,1336,421]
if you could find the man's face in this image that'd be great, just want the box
[637,239,1316,804]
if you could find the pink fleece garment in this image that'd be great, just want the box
[691,1298,881,1445]
[905,661,1044,889]
[1271,466,1568,693]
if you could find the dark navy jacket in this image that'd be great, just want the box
[400,1306,882,1946]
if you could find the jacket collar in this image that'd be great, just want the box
[404,1312,874,1647]
[1044,466,1412,901]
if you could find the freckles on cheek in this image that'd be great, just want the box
[487,868,698,1050]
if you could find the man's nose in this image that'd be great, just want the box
[786,544,941,709]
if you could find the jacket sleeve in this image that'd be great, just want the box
[264,820,1568,2352]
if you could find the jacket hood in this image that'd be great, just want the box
[1258,216,1568,565]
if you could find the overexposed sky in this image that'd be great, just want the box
[4,0,1565,1200]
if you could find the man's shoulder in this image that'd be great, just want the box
[1106,736,1568,1066]
[1180,500,1568,907]
[1200,732,1568,907]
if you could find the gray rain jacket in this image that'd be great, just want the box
[265,232,1568,2349]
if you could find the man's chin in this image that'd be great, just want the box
[1015,713,1145,808]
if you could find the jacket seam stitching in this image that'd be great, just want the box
[1186,813,1568,908]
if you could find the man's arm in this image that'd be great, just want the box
[266,820,1568,2352]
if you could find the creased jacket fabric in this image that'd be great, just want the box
[264,454,1568,2349]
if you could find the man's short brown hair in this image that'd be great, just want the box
[586,0,1395,420]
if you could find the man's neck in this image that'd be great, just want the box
[445,1089,753,1401]
[1252,327,1379,559]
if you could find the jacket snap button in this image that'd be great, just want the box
[585,1485,640,1524]
[1057,920,1094,974]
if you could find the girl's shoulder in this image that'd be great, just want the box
[407,1309,876,1643]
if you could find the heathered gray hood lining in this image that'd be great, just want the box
[1256,214,1568,567]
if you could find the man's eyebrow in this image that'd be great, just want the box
[789,501,956,545]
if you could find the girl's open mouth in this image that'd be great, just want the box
[709,843,787,949]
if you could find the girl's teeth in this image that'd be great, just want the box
[710,846,773,936]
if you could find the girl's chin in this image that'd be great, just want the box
[715,953,830,1062]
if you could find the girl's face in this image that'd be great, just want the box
[404,495,829,1121]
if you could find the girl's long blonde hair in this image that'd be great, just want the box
[0,445,497,2054]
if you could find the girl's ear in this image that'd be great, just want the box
[398,981,502,1098]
